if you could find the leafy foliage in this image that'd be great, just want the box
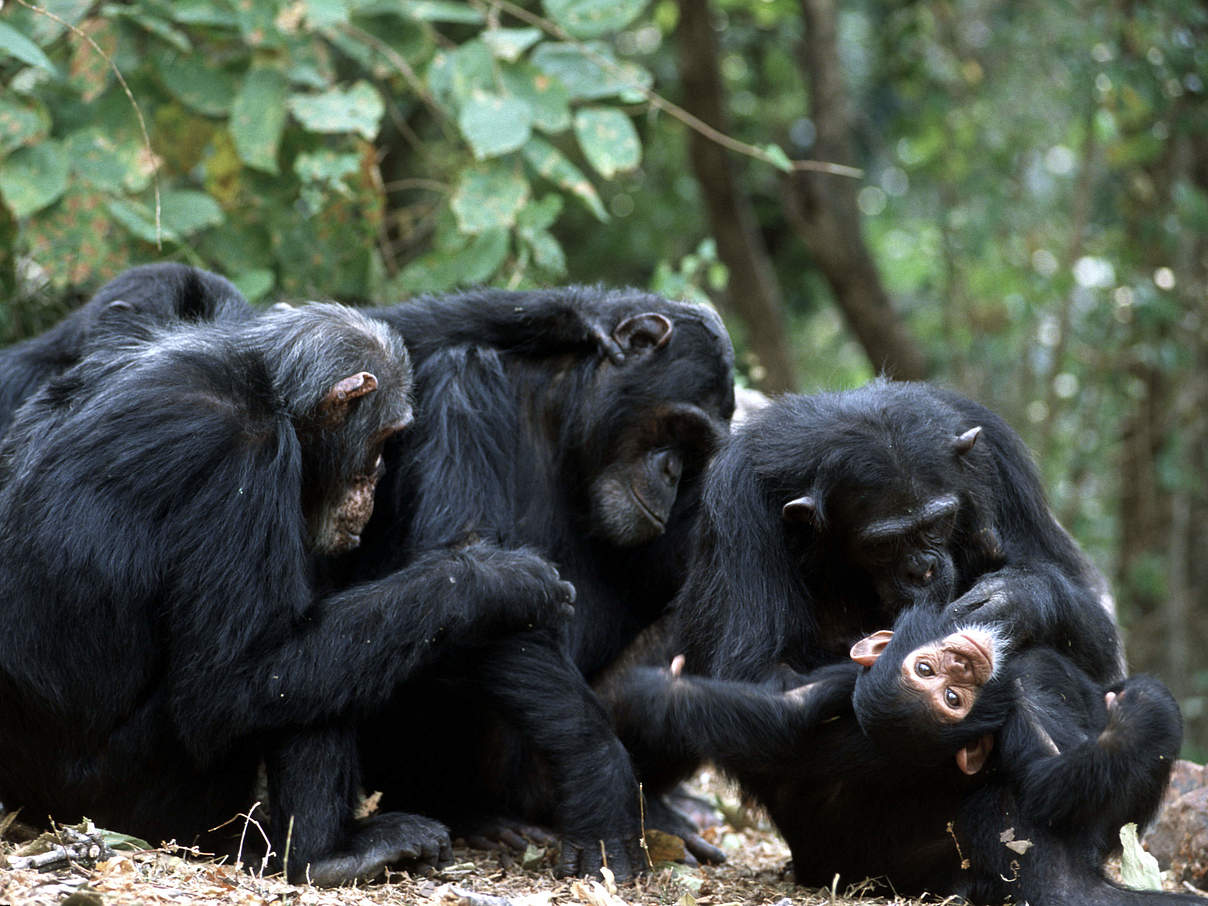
[0,0,653,299]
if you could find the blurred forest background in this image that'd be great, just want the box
[0,0,1205,752]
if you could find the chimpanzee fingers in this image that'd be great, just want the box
[683,832,727,865]
[591,327,627,365]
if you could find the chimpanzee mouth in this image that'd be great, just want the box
[630,489,668,529]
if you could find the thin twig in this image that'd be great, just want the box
[477,0,862,178]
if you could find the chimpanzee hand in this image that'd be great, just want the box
[943,573,1014,624]
[782,661,858,723]
[1100,674,1183,754]
[302,812,451,887]
[555,833,646,882]
[491,547,577,630]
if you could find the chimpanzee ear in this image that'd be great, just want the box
[782,495,817,524]
[849,630,894,666]
[318,371,378,422]
[955,733,994,775]
[612,313,673,353]
[953,426,982,455]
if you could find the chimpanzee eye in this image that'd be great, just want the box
[915,661,934,678]
[945,688,961,709]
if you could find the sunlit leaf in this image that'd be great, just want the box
[107,198,174,243]
[65,129,149,193]
[0,143,68,218]
[543,0,650,38]
[1119,823,1162,891]
[230,66,288,173]
[0,21,58,75]
[458,93,533,160]
[531,42,652,101]
[451,165,530,234]
[305,0,350,29]
[574,107,640,178]
[161,190,224,236]
[482,27,541,62]
[428,41,494,115]
[0,97,49,155]
[522,136,607,221]
[763,143,793,173]
[157,55,237,116]
[500,63,571,134]
[288,82,384,141]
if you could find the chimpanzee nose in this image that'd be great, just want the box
[904,552,939,585]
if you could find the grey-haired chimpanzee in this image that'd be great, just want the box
[610,605,1194,905]
[341,288,736,878]
[0,262,253,437]
[673,379,1124,688]
[0,301,577,885]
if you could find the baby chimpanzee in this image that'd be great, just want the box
[611,606,1191,905]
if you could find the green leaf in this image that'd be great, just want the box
[524,228,566,275]
[531,42,652,101]
[98,830,153,852]
[157,56,237,116]
[500,63,571,134]
[764,143,793,173]
[295,150,361,187]
[101,5,192,52]
[288,81,384,141]
[1119,823,1162,891]
[168,1,239,27]
[230,66,288,174]
[573,107,640,179]
[306,0,350,28]
[458,93,533,160]
[161,190,224,236]
[232,268,275,303]
[428,41,495,115]
[396,229,509,293]
[0,97,49,155]
[0,21,58,75]
[543,0,650,38]
[65,129,149,193]
[0,143,69,218]
[106,198,174,243]
[482,27,542,62]
[517,194,563,231]
[522,136,608,221]
[395,1,485,24]
[451,165,530,234]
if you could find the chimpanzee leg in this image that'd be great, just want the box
[266,722,450,886]
[476,631,646,880]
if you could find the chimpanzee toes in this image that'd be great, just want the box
[554,836,643,882]
[683,832,726,865]
[299,812,451,887]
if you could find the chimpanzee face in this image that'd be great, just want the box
[582,306,733,548]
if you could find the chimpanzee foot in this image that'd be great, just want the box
[555,834,646,882]
[298,812,451,887]
[644,794,726,865]
[461,817,559,852]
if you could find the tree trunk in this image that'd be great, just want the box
[785,0,928,380]
[675,0,798,393]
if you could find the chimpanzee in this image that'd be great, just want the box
[341,287,736,878]
[0,262,253,436]
[0,301,579,885]
[610,605,1195,905]
[672,379,1125,688]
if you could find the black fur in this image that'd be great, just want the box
[343,287,735,878]
[611,606,1191,905]
[0,300,576,885]
[674,379,1124,686]
[0,263,253,437]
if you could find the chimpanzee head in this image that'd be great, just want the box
[252,304,414,555]
[773,379,1003,613]
[567,294,735,547]
[851,605,1013,773]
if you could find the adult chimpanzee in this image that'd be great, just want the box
[0,262,253,436]
[0,302,579,885]
[673,378,1124,688]
[341,287,735,878]
[610,605,1194,905]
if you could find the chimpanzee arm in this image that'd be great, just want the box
[1006,673,1182,841]
[371,287,643,364]
[174,541,574,754]
[945,565,1124,684]
[609,662,857,777]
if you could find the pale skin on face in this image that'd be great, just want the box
[850,627,997,722]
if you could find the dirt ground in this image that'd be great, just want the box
[0,770,1200,906]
